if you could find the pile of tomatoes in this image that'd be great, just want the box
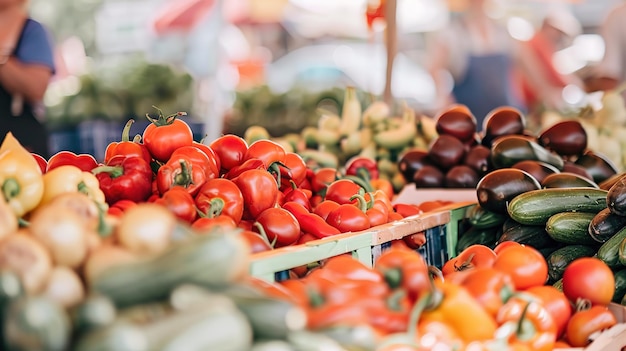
[256,240,619,351]
[30,111,452,256]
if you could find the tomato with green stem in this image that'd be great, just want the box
[156,157,206,196]
[325,179,362,205]
[375,246,430,299]
[254,207,300,247]
[526,285,572,338]
[326,194,370,233]
[279,152,308,189]
[169,145,219,181]
[142,107,193,162]
[243,139,286,170]
[311,167,340,195]
[194,178,244,224]
[104,119,152,165]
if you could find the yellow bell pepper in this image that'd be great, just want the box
[41,165,106,206]
[0,133,44,217]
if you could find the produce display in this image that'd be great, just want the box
[2,89,626,350]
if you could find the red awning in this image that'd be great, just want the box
[152,0,216,35]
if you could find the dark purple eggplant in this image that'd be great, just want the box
[435,106,477,142]
[397,149,432,182]
[575,151,619,184]
[538,120,587,157]
[540,172,599,189]
[476,168,541,214]
[428,134,466,171]
[607,175,626,216]
[413,165,445,188]
[599,172,626,191]
[481,106,526,147]
[511,160,559,184]
[464,145,492,176]
[589,207,626,242]
[490,135,564,170]
[445,165,479,188]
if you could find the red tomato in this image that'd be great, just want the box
[492,244,548,290]
[209,134,248,173]
[243,139,286,169]
[526,285,572,338]
[194,178,244,224]
[311,167,340,194]
[192,141,221,176]
[402,232,427,249]
[192,215,237,231]
[562,257,615,306]
[169,145,219,180]
[153,187,197,223]
[325,179,362,205]
[31,153,47,174]
[232,169,279,219]
[104,119,152,165]
[280,152,308,188]
[493,241,522,255]
[142,111,194,162]
[254,207,301,247]
[313,200,341,220]
[566,306,617,347]
[449,244,497,272]
[239,230,272,253]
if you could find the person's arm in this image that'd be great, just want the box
[586,5,624,92]
[0,58,52,102]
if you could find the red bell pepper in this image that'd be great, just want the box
[345,155,379,180]
[92,155,153,205]
[104,119,152,165]
[283,201,340,239]
[47,150,98,173]
[31,153,47,174]
[156,157,206,196]
[107,199,137,217]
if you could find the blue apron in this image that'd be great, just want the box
[452,53,525,132]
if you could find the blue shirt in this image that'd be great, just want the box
[15,19,55,74]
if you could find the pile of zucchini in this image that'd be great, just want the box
[458,170,626,305]
[0,229,362,351]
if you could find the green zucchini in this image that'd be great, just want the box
[467,205,507,229]
[507,187,608,225]
[547,245,597,282]
[613,268,626,303]
[75,300,253,351]
[619,237,626,266]
[91,231,250,308]
[545,212,598,245]
[589,207,626,243]
[553,278,563,292]
[456,226,499,253]
[3,296,71,351]
[597,226,626,269]
[498,223,556,249]
[541,172,599,189]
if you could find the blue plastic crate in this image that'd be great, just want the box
[48,127,80,154]
[77,120,121,162]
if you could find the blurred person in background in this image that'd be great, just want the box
[585,1,626,93]
[427,0,525,131]
[0,0,55,157]
[515,9,583,131]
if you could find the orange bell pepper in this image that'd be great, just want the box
[495,296,557,351]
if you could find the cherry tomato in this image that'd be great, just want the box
[142,111,194,162]
[243,139,286,169]
[526,285,572,338]
[254,207,301,247]
[153,187,197,223]
[232,169,279,219]
[492,244,548,290]
[562,257,615,306]
[209,134,248,173]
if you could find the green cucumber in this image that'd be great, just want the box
[545,212,598,245]
[589,207,626,243]
[541,172,599,189]
[507,187,608,225]
[467,205,507,229]
[547,245,597,282]
[91,231,250,308]
[498,223,556,249]
[597,226,626,269]
[613,268,626,303]
[456,226,499,253]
